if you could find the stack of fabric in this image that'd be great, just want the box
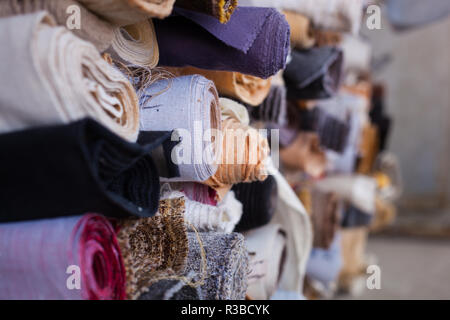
[0,0,398,300]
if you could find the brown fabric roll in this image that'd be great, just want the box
[175,0,238,23]
[311,190,340,249]
[77,0,175,26]
[0,0,115,51]
[116,197,188,299]
[357,124,379,174]
[168,66,271,106]
[282,10,315,49]
[314,29,343,47]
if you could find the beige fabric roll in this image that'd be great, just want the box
[169,66,272,106]
[109,19,159,67]
[77,0,175,26]
[0,0,115,51]
[282,11,315,49]
[0,12,139,141]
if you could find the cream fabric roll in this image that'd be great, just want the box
[0,12,139,141]
[77,0,175,26]
[219,98,250,125]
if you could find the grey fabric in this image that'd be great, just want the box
[138,272,201,300]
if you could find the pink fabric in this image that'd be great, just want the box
[0,214,126,300]
[180,182,218,206]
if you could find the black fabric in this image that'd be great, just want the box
[341,205,373,228]
[370,89,392,151]
[0,118,162,223]
[232,175,278,232]
[138,278,201,300]
[247,85,287,125]
[284,47,343,100]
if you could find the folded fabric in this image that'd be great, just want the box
[139,75,221,182]
[138,271,201,300]
[282,11,315,49]
[341,205,373,228]
[109,20,159,67]
[0,0,115,52]
[77,0,175,26]
[243,224,287,300]
[175,0,237,23]
[239,0,363,34]
[169,66,271,106]
[232,175,278,232]
[0,119,162,223]
[116,196,188,299]
[169,182,218,206]
[0,12,139,141]
[284,47,343,100]
[184,232,249,300]
[0,214,126,300]
[311,191,340,249]
[155,7,290,79]
[386,0,450,31]
[248,85,287,125]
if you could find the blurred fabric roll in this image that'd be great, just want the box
[0,12,139,141]
[169,182,218,206]
[0,214,126,300]
[155,7,290,79]
[0,119,163,222]
[77,0,175,26]
[139,75,221,182]
[109,20,159,67]
[0,0,115,51]
[175,0,238,23]
[138,271,202,300]
[248,85,287,125]
[310,191,340,249]
[282,11,315,49]
[232,175,278,232]
[116,196,188,299]
[169,66,272,106]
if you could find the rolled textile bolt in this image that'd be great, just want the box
[175,0,238,23]
[0,11,140,141]
[282,11,315,49]
[310,190,340,249]
[0,214,126,300]
[247,85,288,126]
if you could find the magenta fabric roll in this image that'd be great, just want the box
[0,214,126,300]
[179,182,218,206]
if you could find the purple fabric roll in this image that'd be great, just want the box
[155,7,290,79]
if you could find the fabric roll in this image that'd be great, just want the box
[138,271,201,300]
[0,0,115,52]
[341,205,373,228]
[0,12,139,141]
[282,11,315,49]
[109,20,159,67]
[0,119,162,223]
[0,214,126,300]
[184,232,249,300]
[340,35,372,75]
[116,197,188,299]
[243,224,287,300]
[175,0,238,23]
[139,75,221,182]
[310,191,340,249]
[169,182,218,206]
[248,85,287,125]
[314,29,343,47]
[155,7,290,79]
[169,66,272,106]
[77,0,175,26]
[284,47,343,100]
[232,175,278,232]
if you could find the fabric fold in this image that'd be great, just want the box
[248,85,287,125]
[175,0,238,23]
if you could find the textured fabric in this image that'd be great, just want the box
[219,98,250,125]
[116,197,188,299]
[0,119,162,223]
[0,12,139,141]
[169,182,218,206]
[175,0,238,23]
[138,272,201,300]
[311,191,340,249]
[184,232,249,300]
[282,11,315,49]
[248,85,287,125]
[284,47,343,100]
[386,0,450,31]
[77,0,175,26]
[155,7,290,79]
[232,175,278,232]
[239,0,363,34]
[139,75,221,182]
[0,214,126,300]
[109,20,159,67]
[170,66,271,106]
[341,205,373,228]
[0,0,115,51]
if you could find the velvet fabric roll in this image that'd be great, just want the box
[139,75,221,182]
[282,11,315,49]
[116,197,188,299]
[77,0,175,26]
[248,85,287,125]
[155,7,290,79]
[232,175,278,232]
[0,119,163,223]
[169,66,272,106]
[175,0,238,23]
[0,12,139,142]
[0,0,115,52]
[184,232,249,300]
[138,272,201,300]
[311,191,340,249]
[0,214,126,300]
[284,47,343,100]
